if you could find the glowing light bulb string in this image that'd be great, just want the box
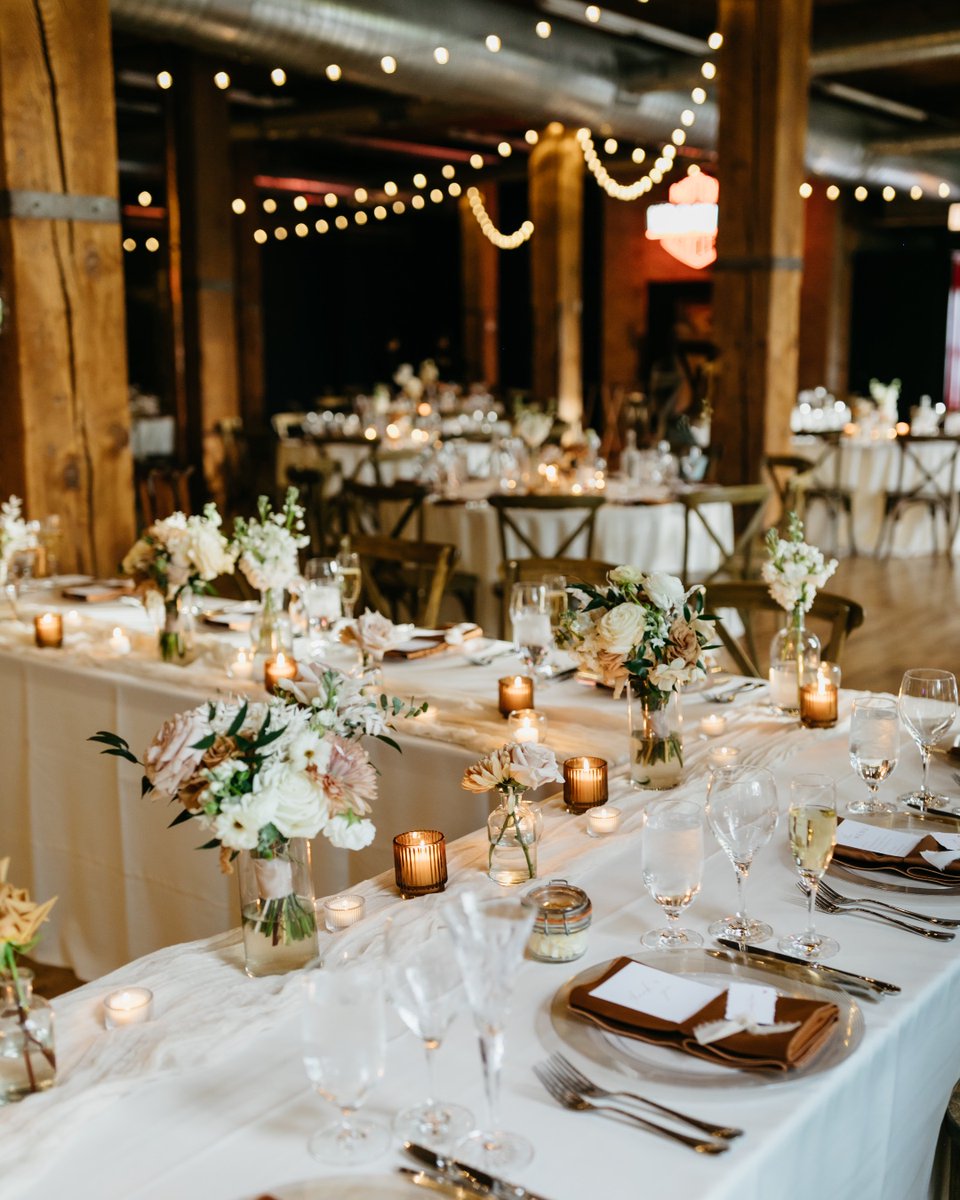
[466,187,534,249]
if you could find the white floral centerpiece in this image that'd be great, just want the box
[762,513,837,618]
[233,488,310,657]
[0,497,34,600]
[869,377,901,425]
[514,408,554,450]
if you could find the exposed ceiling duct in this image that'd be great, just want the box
[110,0,960,191]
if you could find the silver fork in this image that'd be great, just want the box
[802,885,955,940]
[818,879,960,928]
[703,680,765,704]
[533,1062,729,1154]
[547,1053,743,1140]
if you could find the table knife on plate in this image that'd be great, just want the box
[712,939,901,996]
[404,1142,554,1200]
[399,1167,483,1200]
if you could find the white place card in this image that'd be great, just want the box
[725,982,778,1026]
[589,961,723,1024]
[933,833,960,851]
[836,820,924,857]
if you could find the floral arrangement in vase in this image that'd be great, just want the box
[462,742,563,884]
[122,503,235,661]
[233,488,310,658]
[0,496,35,599]
[340,609,415,687]
[0,858,57,1100]
[560,567,715,788]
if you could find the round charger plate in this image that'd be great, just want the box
[246,1176,420,1200]
[831,809,960,894]
[549,948,863,1091]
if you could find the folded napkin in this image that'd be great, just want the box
[833,820,960,885]
[385,623,483,660]
[61,579,134,603]
[569,957,839,1072]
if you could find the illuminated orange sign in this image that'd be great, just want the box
[645,173,719,269]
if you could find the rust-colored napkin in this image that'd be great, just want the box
[569,957,839,1072]
[385,623,483,660]
[833,821,960,885]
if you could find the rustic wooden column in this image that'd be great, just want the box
[529,126,583,425]
[459,189,500,387]
[712,0,813,483]
[0,0,134,573]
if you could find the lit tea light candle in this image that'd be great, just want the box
[393,830,447,897]
[587,805,621,837]
[264,651,298,694]
[499,674,534,717]
[34,612,63,648]
[508,708,547,744]
[64,608,81,630]
[706,744,741,769]
[800,661,840,729]
[563,755,609,812]
[228,646,255,680]
[700,713,727,738]
[103,987,154,1029]
[320,894,366,931]
[109,626,131,655]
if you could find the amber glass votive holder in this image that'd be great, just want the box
[800,661,841,729]
[34,612,63,649]
[264,652,298,695]
[563,756,609,813]
[499,674,534,718]
[393,830,448,897]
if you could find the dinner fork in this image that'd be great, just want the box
[801,885,955,940]
[703,680,766,704]
[532,1063,729,1154]
[546,1053,743,1140]
[818,880,960,928]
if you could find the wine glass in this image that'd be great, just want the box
[705,765,779,945]
[337,550,362,620]
[848,697,900,815]
[509,582,553,679]
[898,669,958,812]
[778,774,839,961]
[445,891,537,1172]
[641,798,704,949]
[301,960,389,1164]
[384,911,474,1149]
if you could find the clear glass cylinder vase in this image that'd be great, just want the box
[487,790,540,885]
[769,607,821,715]
[0,970,56,1103]
[627,684,684,790]
[158,592,195,663]
[237,839,317,977]
[252,587,293,662]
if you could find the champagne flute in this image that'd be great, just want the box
[301,960,389,1164]
[898,668,958,812]
[337,550,362,620]
[509,582,552,680]
[543,574,567,676]
[384,911,474,1149]
[705,765,779,945]
[778,774,839,961]
[641,799,703,949]
[848,696,900,815]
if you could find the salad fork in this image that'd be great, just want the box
[703,680,766,704]
[802,885,955,939]
[818,880,960,928]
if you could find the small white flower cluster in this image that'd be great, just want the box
[762,514,837,614]
[0,496,33,567]
[289,662,423,741]
[123,503,235,597]
[233,488,310,593]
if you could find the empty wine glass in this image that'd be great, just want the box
[384,911,474,1149]
[848,696,900,815]
[778,774,839,961]
[301,960,389,1164]
[641,798,704,949]
[445,891,537,1172]
[706,765,779,945]
[337,550,362,620]
[898,668,958,812]
[509,582,552,680]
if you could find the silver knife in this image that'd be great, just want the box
[400,1167,482,1200]
[903,799,960,822]
[404,1142,554,1200]
[712,939,900,995]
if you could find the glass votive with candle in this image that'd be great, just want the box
[108,626,131,655]
[320,894,366,932]
[508,709,547,745]
[706,744,741,770]
[563,756,609,812]
[264,652,298,695]
[499,675,534,717]
[700,713,727,738]
[34,612,63,648]
[103,987,154,1029]
[227,646,255,681]
[393,830,447,898]
[587,805,621,837]
[800,661,841,728]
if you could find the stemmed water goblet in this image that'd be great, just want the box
[384,911,474,1149]
[445,891,537,1172]
[641,798,704,949]
[778,774,839,961]
[301,959,389,1164]
[336,550,362,620]
[705,765,779,945]
[509,582,553,680]
[898,668,958,812]
[848,696,900,815]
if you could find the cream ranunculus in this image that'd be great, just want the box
[608,565,644,587]
[597,604,648,657]
[641,571,685,612]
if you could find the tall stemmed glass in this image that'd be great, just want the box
[779,774,839,961]
[300,557,342,649]
[446,891,537,1172]
[543,574,568,677]
[706,765,779,945]
[848,697,900,815]
[509,582,553,680]
[384,911,474,1149]
[337,550,362,620]
[641,799,704,949]
[301,960,389,1164]
[898,669,958,812]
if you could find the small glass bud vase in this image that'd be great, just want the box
[251,587,293,665]
[627,684,683,790]
[158,592,195,663]
[0,969,56,1102]
[769,607,821,715]
[487,788,539,886]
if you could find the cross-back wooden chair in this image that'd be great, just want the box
[702,581,864,678]
[678,483,771,584]
[803,431,859,556]
[287,460,343,555]
[876,434,960,557]
[353,446,424,485]
[345,533,458,628]
[763,454,815,530]
[488,494,606,567]
[502,556,615,635]
[339,479,427,541]
[137,465,194,526]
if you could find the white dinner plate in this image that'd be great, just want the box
[549,948,863,1091]
[246,1175,421,1200]
[830,810,960,894]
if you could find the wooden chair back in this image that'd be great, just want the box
[137,465,194,526]
[339,479,427,541]
[679,483,771,584]
[270,411,307,439]
[763,454,814,528]
[876,434,960,556]
[346,533,458,628]
[488,493,606,565]
[287,460,343,555]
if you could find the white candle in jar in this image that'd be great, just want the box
[769,663,799,709]
[700,713,727,737]
[109,627,131,655]
[706,744,741,769]
[228,647,255,680]
[321,894,366,931]
[103,987,154,1029]
[508,708,547,745]
[587,805,621,837]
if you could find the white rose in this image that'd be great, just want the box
[325,816,376,850]
[597,604,648,656]
[608,565,644,587]
[255,762,327,838]
[641,572,685,612]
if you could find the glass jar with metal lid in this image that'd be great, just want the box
[522,878,592,963]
